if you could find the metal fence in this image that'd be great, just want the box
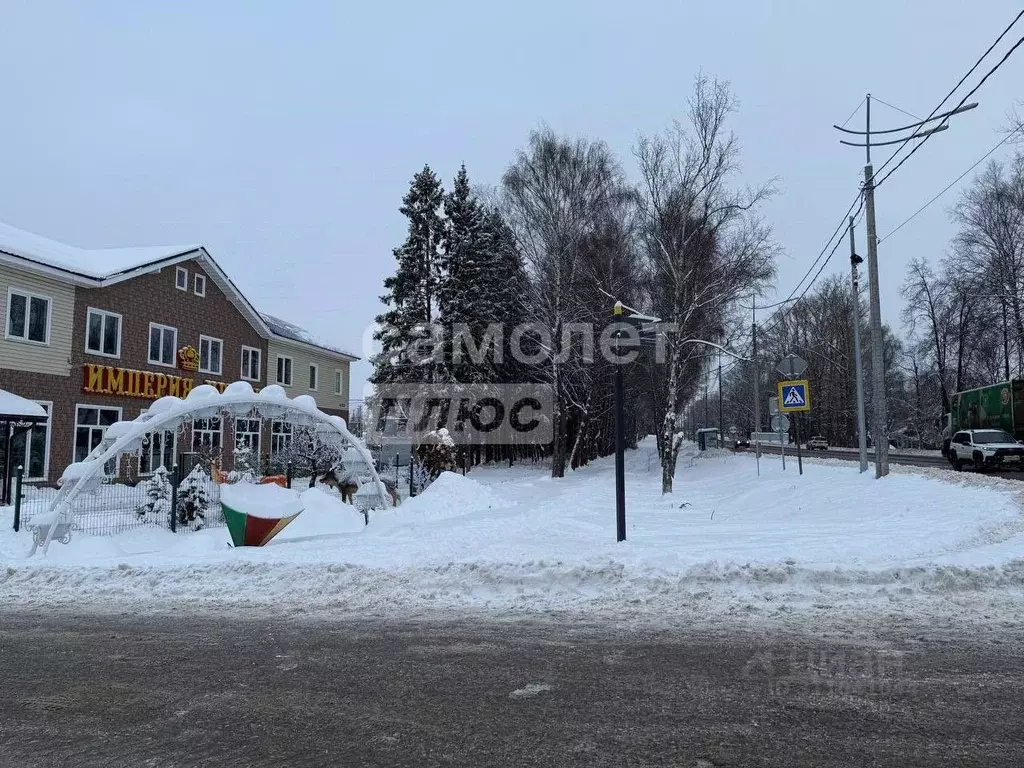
[14,464,232,537]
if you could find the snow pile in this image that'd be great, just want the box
[392,471,509,523]
[220,482,303,519]
[4,439,1024,628]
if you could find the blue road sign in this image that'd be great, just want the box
[778,380,811,412]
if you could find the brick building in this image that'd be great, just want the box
[0,222,357,485]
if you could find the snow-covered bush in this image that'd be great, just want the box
[136,466,172,520]
[230,444,259,484]
[416,428,458,483]
[177,465,212,530]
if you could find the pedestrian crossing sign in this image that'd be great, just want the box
[778,380,811,412]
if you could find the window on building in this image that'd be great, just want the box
[175,267,188,290]
[6,288,51,344]
[335,369,343,395]
[241,346,261,381]
[194,274,206,297]
[308,364,318,391]
[85,308,121,357]
[148,323,177,366]
[271,421,292,455]
[74,405,121,464]
[276,355,293,386]
[192,417,222,452]
[140,428,176,474]
[199,335,223,375]
[0,401,51,480]
[235,417,261,453]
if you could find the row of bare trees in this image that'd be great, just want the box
[373,75,779,492]
[710,133,1024,451]
[499,76,777,491]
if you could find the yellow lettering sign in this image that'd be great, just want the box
[82,364,203,401]
[84,364,105,393]
[106,367,125,395]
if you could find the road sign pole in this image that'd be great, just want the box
[780,419,786,470]
[795,413,803,475]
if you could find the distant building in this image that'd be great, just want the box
[0,222,357,484]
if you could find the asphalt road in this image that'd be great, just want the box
[2,611,1023,767]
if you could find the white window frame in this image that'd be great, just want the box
[138,409,178,475]
[334,369,343,395]
[194,273,206,297]
[192,417,223,452]
[240,346,261,382]
[308,363,318,391]
[9,400,53,481]
[73,404,123,467]
[175,266,188,291]
[148,323,178,367]
[84,307,122,358]
[271,420,292,455]
[234,417,261,454]
[276,355,293,387]
[199,334,223,375]
[5,286,52,345]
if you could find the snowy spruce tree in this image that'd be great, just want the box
[372,165,445,386]
[136,466,172,520]
[438,165,490,383]
[177,465,212,530]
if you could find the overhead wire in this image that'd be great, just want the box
[874,9,1024,184]
[879,126,1022,243]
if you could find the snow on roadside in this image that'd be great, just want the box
[3,439,1024,630]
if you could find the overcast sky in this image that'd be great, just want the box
[3,0,1023,401]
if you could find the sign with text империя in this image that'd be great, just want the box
[82,363,257,401]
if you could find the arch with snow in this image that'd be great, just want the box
[33,381,389,555]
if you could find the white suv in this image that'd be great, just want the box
[947,429,1024,471]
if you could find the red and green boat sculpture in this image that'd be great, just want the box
[219,481,303,547]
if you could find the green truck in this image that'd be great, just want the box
[942,379,1024,455]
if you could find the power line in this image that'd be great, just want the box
[720,201,866,379]
[877,31,1024,187]
[879,126,1022,243]
[874,10,1024,183]
[840,96,866,129]
[871,96,920,122]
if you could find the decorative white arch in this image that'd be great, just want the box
[34,381,389,556]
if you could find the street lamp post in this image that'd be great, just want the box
[611,301,661,543]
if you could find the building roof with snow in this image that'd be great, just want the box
[0,221,358,361]
[0,388,49,421]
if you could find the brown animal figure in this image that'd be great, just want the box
[319,468,400,507]
[318,468,359,503]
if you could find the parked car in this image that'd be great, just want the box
[807,436,829,450]
[947,429,1024,471]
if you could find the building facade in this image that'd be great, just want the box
[0,224,357,485]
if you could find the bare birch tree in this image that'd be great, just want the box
[635,76,777,492]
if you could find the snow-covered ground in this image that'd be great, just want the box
[3,439,1023,631]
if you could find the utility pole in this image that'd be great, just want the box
[836,93,977,479]
[752,296,761,476]
[848,216,869,473]
[862,95,889,477]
